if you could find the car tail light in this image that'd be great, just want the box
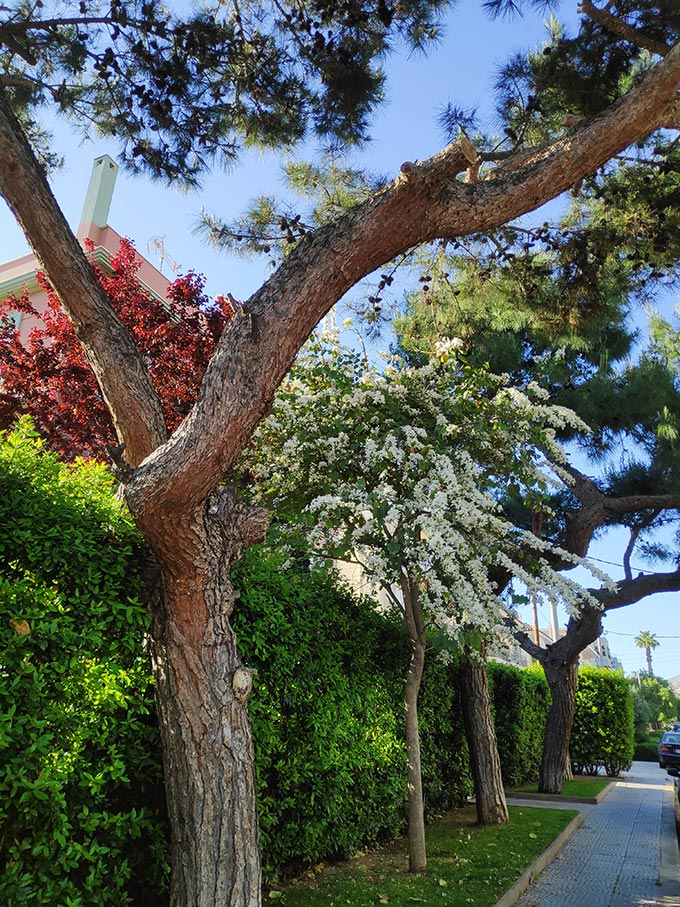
[660,744,671,752]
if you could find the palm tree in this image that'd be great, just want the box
[635,631,659,676]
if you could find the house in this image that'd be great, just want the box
[336,560,621,670]
[0,154,171,339]
[493,624,621,671]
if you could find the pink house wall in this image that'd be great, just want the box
[0,154,171,344]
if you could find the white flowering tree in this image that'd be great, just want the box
[245,329,597,873]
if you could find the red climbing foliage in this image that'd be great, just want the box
[0,238,235,460]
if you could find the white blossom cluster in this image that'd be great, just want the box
[248,334,604,652]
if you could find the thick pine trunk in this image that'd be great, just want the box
[142,488,269,907]
[401,574,427,875]
[459,651,508,825]
[151,588,260,907]
[538,658,579,795]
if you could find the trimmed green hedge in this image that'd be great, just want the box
[488,661,550,787]
[231,548,472,878]
[570,665,634,777]
[0,421,168,907]
[232,551,408,876]
[633,735,662,762]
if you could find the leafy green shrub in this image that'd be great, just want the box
[0,421,168,907]
[633,734,663,762]
[571,666,634,777]
[488,661,550,786]
[232,548,473,879]
[418,653,472,811]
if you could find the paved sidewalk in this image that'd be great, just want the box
[511,761,680,907]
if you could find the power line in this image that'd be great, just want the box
[604,629,680,639]
[588,554,680,576]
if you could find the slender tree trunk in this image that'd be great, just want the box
[538,657,579,794]
[140,488,269,907]
[646,647,653,676]
[459,649,508,825]
[400,573,427,875]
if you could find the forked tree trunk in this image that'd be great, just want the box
[400,573,427,875]
[142,488,269,907]
[538,657,579,795]
[459,649,508,825]
[515,608,603,796]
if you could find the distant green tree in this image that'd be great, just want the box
[631,685,655,740]
[635,630,660,675]
[631,673,679,729]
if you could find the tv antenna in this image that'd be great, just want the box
[146,236,182,274]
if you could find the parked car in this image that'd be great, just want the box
[668,721,680,732]
[659,731,680,774]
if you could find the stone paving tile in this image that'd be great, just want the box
[512,762,679,907]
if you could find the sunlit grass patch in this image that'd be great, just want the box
[513,777,611,799]
[273,805,577,907]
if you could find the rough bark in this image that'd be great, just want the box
[515,607,604,793]
[539,656,580,794]
[459,649,508,825]
[146,487,269,907]
[400,572,428,875]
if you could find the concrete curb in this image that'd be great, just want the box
[658,778,680,898]
[492,812,585,907]
[506,780,614,805]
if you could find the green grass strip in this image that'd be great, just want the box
[513,778,611,799]
[273,805,578,907]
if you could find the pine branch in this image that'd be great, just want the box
[622,510,660,581]
[578,0,672,58]
[591,568,680,609]
[659,97,680,130]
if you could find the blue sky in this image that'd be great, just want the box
[1,1,678,679]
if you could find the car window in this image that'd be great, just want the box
[662,733,680,744]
